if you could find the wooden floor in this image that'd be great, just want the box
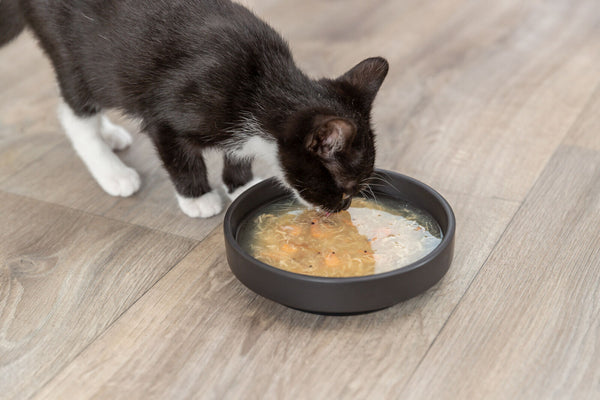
[1,1,599,399]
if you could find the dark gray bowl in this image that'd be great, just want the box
[223,169,455,314]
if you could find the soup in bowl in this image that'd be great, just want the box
[238,197,443,278]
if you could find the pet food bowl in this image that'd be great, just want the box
[223,169,455,314]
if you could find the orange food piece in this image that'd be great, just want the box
[281,243,297,253]
[324,253,341,267]
[310,224,326,238]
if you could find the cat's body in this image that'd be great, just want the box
[1,0,388,217]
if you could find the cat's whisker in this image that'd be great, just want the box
[368,182,397,191]
[357,183,370,198]
[356,174,383,204]
[366,183,379,205]
[367,174,394,186]
[368,172,398,187]
[358,183,378,205]
[366,174,405,197]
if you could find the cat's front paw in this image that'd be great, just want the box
[225,177,264,202]
[176,191,223,218]
[95,166,141,197]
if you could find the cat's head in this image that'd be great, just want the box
[278,57,389,212]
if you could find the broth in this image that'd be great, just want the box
[238,197,443,277]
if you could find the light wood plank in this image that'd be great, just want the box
[0,32,59,134]
[0,32,63,184]
[0,133,63,185]
[0,32,54,97]
[0,192,197,400]
[401,146,600,399]
[33,191,518,400]
[242,0,473,76]
[375,0,600,201]
[564,83,600,151]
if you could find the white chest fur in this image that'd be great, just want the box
[229,135,310,206]
[229,136,284,180]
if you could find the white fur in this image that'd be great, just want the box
[100,115,133,150]
[176,191,223,218]
[229,135,309,206]
[58,102,141,197]
[229,136,283,178]
[225,177,263,202]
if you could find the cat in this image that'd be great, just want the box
[0,0,388,217]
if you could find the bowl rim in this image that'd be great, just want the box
[224,169,456,284]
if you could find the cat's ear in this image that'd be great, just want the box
[305,116,356,160]
[337,57,389,105]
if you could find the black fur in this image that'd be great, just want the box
[0,0,25,46]
[4,0,388,212]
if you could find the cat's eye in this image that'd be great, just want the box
[342,193,351,200]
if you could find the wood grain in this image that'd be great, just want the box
[564,84,600,151]
[0,33,63,184]
[374,0,600,201]
[33,192,519,400]
[0,192,197,400]
[401,146,600,399]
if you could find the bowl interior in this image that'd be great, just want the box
[228,170,454,278]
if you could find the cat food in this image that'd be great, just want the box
[238,197,442,277]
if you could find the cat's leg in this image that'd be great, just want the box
[41,38,140,197]
[57,102,141,197]
[151,132,222,218]
[222,153,262,202]
[99,115,133,151]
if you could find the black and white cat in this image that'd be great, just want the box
[1,0,388,217]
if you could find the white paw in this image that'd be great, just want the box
[176,191,223,218]
[226,177,264,202]
[95,166,141,197]
[100,116,133,151]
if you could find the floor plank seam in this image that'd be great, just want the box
[0,188,216,243]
